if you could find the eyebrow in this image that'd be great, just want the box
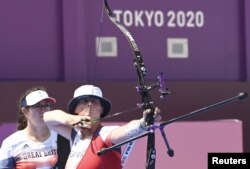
[79,98,100,102]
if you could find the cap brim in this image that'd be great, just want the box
[29,97,56,106]
[43,97,56,104]
[22,97,56,107]
[67,95,111,118]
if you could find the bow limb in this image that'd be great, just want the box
[103,0,153,112]
[103,0,145,80]
[103,0,156,168]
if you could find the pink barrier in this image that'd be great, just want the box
[1,120,242,169]
[109,120,243,169]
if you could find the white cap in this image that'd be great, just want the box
[74,85,103,98]
[21,90,56,107]
[68,85,111,118]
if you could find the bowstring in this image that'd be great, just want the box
[93,0,105,83]
[94,1,138,168]
[91,0,141,121]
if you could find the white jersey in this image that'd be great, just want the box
[0,130,58,169]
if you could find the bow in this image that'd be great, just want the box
[103,0,163,168]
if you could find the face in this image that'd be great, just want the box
[22,100,53,125]
[75,98,103,121]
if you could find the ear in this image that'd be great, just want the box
[101,105,104,112]
[21,107,29,118]
[100,106,104,117]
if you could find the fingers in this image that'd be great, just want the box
[143,107,160,115]
[143,107,162,122]
[72,116,91,129]
[154,114,162,122]
[153,107,161,120]
[143,109,151,117]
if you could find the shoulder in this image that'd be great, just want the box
[0,130,25,157]
[98,125,119,140]
[1,130,25,148]
[43,130,58,145]
[50,130,58,139]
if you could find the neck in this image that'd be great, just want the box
[80,123,101,139]
[25,124,50,142]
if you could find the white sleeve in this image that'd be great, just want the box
[0,138,15,168]
[99,126,119,141]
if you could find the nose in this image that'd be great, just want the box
[87,100,93,107]
[40,107,51,112]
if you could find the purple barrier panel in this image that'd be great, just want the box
[0,123,17,145]
[104,119,243,169]
[1,120,242,169]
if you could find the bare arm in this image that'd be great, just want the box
[110,107,161,144]
[43,110,90,140]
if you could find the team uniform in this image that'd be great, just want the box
[0,130,58,169]
[65,126,122,169]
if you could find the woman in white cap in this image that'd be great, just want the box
[43,85,161,169]
[0,87,58,169]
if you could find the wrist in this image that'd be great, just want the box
[139,118,147,129]
[125,120,146,138]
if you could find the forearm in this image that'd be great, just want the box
[43,110,76,139]
[111,118,147,144]
[43,110,75,126]
[110,108,161,144]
